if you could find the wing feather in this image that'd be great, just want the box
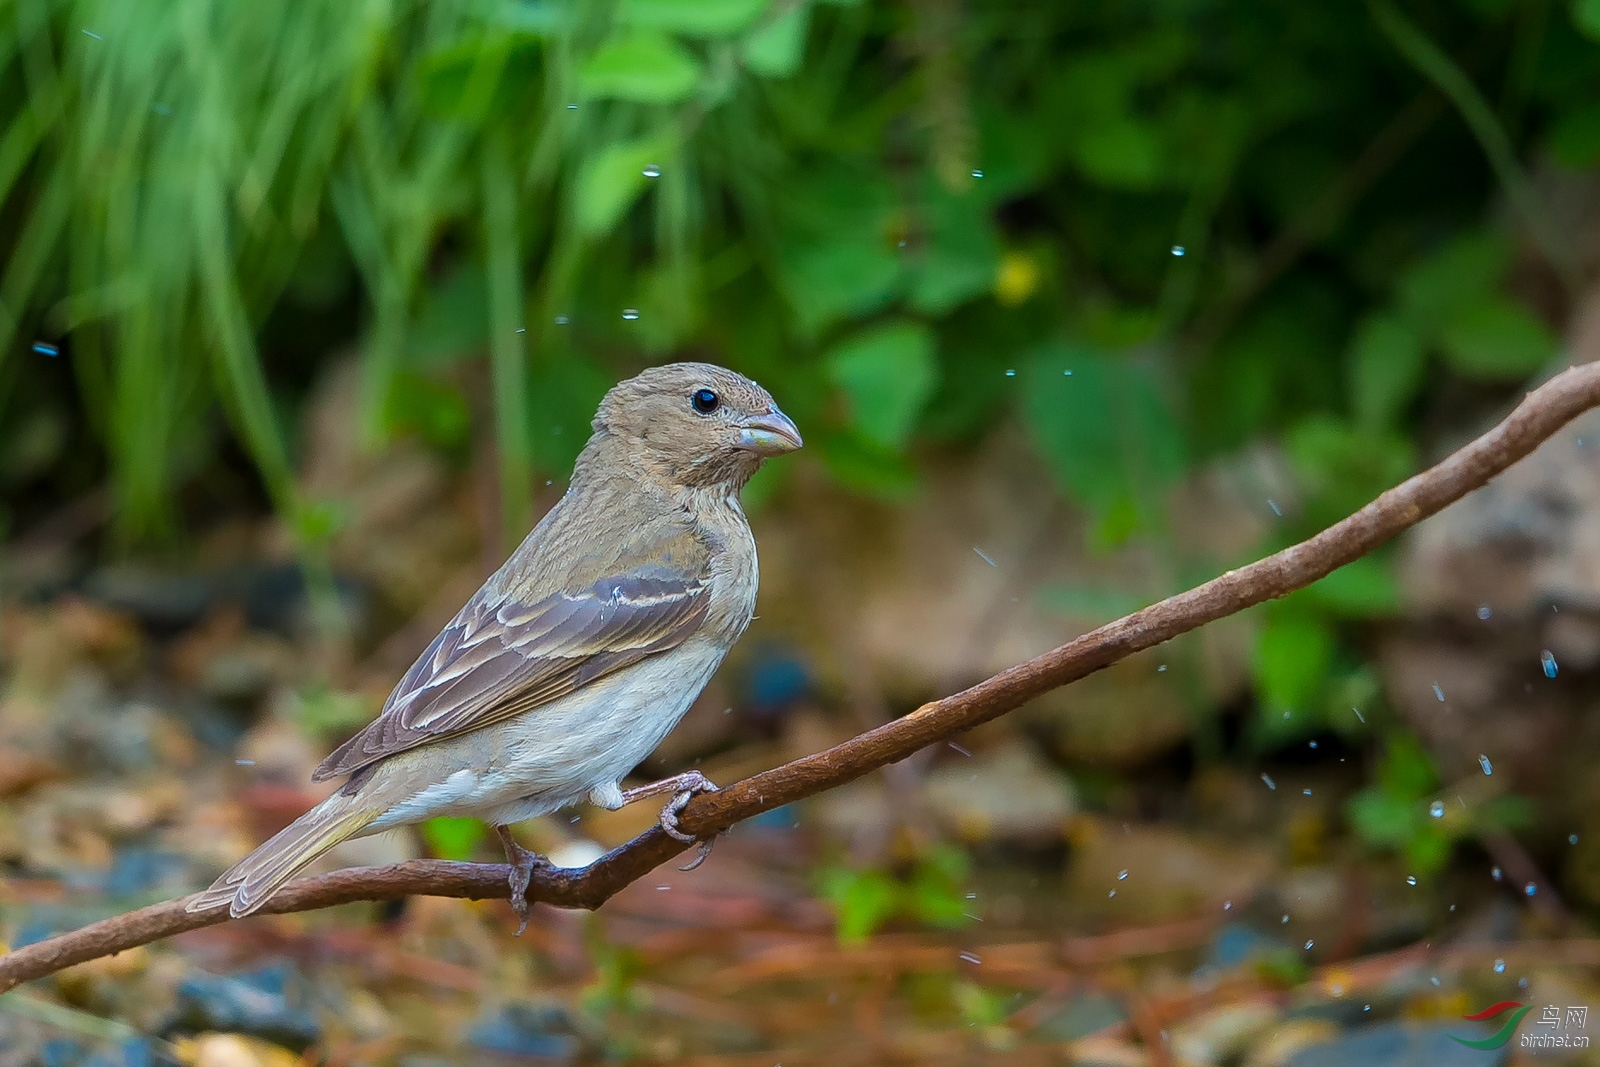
[312,551,711,782]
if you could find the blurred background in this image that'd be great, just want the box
[3,0,1600,1063]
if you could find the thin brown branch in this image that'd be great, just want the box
[4,362,1600,993]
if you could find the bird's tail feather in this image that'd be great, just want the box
[187,795,378,918]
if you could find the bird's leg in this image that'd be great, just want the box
[494,824,549,936]
[618,771,719,871]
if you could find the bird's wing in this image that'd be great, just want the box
[312,527,711,782]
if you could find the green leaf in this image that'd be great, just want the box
[908,186,1000,314]
[621,0,769,36]
[420,816,488,861]
[822,867,901,943]
[1573,0,1600,40]
[1404,826,1454,873]
[1253,613,1334,712]
[781,232,903,335]
[1548,102,1600,169]
[1347,787,1416,849]
[908,846,972,929]
[1305,555,1400,617]
[574,136,674,237]
[1377,733,1438,800]
[824,321,939,449]
[1022,344,1186,523]
[1349,313,1425,429]
[1286,416,1414,528]
[1437,299,1556,380]
[742,4,809,76]
[579,32,703,103]
[1395,232,1506,329]
[1073,116,1164,189]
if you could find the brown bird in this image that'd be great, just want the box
[189,362,802,927]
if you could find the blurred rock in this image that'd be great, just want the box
[1285,1022,1506,1066]
[176,1033,301,1067]
[167,965,320,1052]
[1171,1000,1279,1066]
[1067,1035,1150,1066]
[1067,820,1274,919]
[1024,653,1195,768]
[167,611,291,705]
[466,1000,585,1060]
[1243,1020,1339,1067]
[921,739,1076,843]
[82,565,213,631]
[1031,993,1127,1041]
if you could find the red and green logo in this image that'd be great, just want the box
[1450,1001,1534,1050]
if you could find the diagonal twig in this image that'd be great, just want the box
[4,362,1600,993]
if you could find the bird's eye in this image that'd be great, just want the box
[691,388,720,414]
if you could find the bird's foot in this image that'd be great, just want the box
[619,771,719,870]
[495,824,550,936]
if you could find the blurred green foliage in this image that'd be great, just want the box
[0,0,1594,863]
[820,843,971,943]
[1346,732,1532,873]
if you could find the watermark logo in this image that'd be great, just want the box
[1450,1001,1589,1050]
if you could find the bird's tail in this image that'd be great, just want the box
[187,792,379,918]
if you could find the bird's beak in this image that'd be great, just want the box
[736,406,803,455]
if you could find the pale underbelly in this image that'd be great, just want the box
[362,640,726,832]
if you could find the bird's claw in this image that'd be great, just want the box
[495,825,550,936]
[655,772,720,869]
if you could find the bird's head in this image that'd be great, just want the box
[589,362,803,489]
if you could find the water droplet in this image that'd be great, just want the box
[1261,773,1277,791]
[1494,958,1506,973]
[1223,900,1233,910]
[1004,368,1016,377]
[152,103,172,116]
[1304,940,1314,950]
[972,546,997,567]
[32,342,58,357]
[1479,754,1493,776]
[1525,882,1537,897]
[1171,245,1186,256]
[1268,498,1282,516]
[1309,740,1318,749]
[1063,369,1073,376]
[1541,649,1558,678]
[554,315,570,325]
[1492,866,1503,881]
[1432,684,1445,702]
[1570,834,1580,845]
[1364,1005,1371,1012]
[621,308,640,320]
[1117,869,1129,881]
[1352,707,1366,723]
[566,102,578,109]
[515,326,526,334]
[959,951,982,964]
[1430,800,1445,819]
[1431,976,1441,987]
[1477,604,1493,620]
[1406,875,1418,886]
[234,758,255,766]
[1281,914,1290,924]
[642,164,661,178]
[971,169,984,178]
[1303,789,1312,796]
[1157,664,1168,672]
[82,29,102,40]
[1107,890,1116,898]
